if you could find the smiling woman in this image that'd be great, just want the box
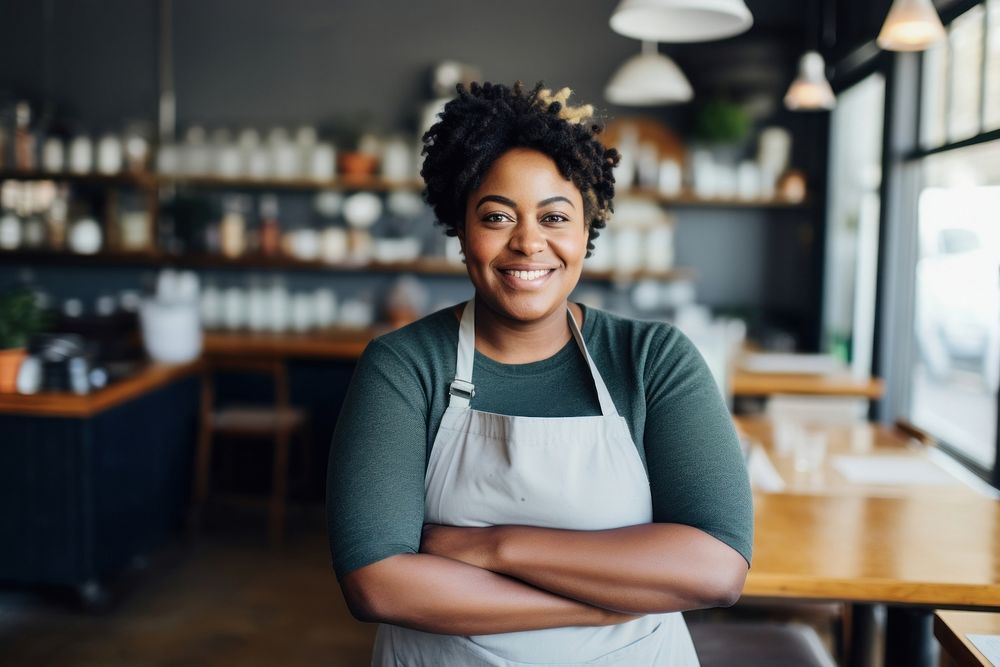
[326,82,753,666]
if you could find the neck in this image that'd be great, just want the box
[471,297,582,365]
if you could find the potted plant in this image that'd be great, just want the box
[693,99,752,152]
[0,287,48,392]
[329,111,381,180]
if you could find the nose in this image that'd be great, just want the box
[508,218,546,255]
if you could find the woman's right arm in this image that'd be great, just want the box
[341,553,634,635]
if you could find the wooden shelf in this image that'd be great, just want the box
[1,171,807,208]
[0,170,421,192]
[163,174,423,192]
[0,169,156,188]
[621,188,809,209]
[0,249,691,282]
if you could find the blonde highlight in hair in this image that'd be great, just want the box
[536,87,595,125]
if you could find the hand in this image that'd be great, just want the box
[420,524,502,572]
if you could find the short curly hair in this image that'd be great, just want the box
[420,81,620,257]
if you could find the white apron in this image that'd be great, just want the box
[372,298,700,666]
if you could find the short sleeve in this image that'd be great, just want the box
[642,327,754,565]
[326,338,429,578]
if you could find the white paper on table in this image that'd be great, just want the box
[740,352,845,375]
[831,456,957,486]
[967,634,1000,665]
[748,446,786,492]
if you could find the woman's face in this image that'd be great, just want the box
[460,147,588,324]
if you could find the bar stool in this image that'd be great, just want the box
[190,357,310,545]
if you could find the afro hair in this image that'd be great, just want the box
[420,81,620,257]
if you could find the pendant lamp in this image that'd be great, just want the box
[605,42,693,106]
[609,0,753,43]
[877,0,946,51]
[784,51,835,111]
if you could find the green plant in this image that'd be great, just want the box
[0,287,48,349]
[693,99,751,145]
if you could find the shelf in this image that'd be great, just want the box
[0,170,421,193]
[1,171,806,208]
[0,249,691,282]
[164,174,423,192]
[0,169,156,188]
[620,188,808,209]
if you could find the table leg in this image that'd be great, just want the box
[848,603,878,667]
[884,607,934,667]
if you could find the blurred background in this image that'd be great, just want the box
[0,0,998,665]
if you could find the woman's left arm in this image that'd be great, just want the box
[421,522,747,614]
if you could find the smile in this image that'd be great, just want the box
[501,269,554,281]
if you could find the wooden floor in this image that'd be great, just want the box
[1,504,852,666]
[0,506,376,667]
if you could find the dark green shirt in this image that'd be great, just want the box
[327,304,753,578]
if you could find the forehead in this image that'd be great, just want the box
[471,148,582,204]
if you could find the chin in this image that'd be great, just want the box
[483,284,570,323]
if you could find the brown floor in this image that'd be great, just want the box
[1,504,858,667]
[0,506,376,667]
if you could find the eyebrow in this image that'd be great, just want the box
[475,195,576,210]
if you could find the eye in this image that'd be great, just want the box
[482,212,512,223]
[542,213,569,224]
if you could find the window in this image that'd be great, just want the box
[910,143,999,469]
[985,0,1000,130]
[823,74,885,377]
[895,0,1000,481]
[948,5,985,141]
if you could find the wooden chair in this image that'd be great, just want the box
[190,357,310,545]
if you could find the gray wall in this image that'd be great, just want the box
[0,0,826,347]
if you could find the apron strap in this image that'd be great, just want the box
[449,296,619,417]
[566,307,619,417]
[448,298,477,408]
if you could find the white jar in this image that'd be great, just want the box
[0,214,22,250]
[97,134,124,174]
[139,298,203,364]
[42,137,65,172]
[290,293,314,332]
[68,217,102,254]
[381,137,412,182]
[310,143,336,181]
[312,288,337,328]
[69,136,94,174]
[221,286,247,330]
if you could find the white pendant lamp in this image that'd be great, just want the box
[610,0,753,43]
[876,0,946,51]
[784,51,835,111]
[605,42,693,106]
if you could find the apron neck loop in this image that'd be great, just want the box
[449,296,619,416]
[448,297,477,408]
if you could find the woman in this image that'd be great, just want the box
[327,81,753,666]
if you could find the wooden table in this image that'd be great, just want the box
[731,371,885,399]
[935,611,1000,666]
[202,329,374,360]
[739,418,1000,667]
[735,417,973,499]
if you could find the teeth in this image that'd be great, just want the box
[504,269,551,281]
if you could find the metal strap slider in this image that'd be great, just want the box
[449,379,475,400]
